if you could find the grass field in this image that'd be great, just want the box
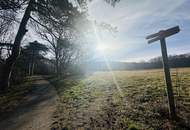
[50,68,190,130]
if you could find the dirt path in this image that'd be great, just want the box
[0,76,58,130]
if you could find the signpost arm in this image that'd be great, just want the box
[160,38,176,119]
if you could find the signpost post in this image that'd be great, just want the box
[146,26,180,119]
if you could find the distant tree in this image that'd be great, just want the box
[104,0,120,7]
[57,38,83,76]
[24,41,48,76]
[37,26,83,77]
[9,41,50,84]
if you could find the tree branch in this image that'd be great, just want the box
[30,16,59,39]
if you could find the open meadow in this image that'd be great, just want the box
[1,1,190,130]
[50,68,190,130]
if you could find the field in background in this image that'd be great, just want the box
[50,68,190,130]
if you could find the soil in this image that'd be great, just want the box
[0,76,58,130]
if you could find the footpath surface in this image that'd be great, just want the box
[0,76,58,130]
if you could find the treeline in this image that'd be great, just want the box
[0,41,53,85]
[86,53,190,71]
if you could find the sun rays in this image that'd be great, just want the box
[92,22,124,97]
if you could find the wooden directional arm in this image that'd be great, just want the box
[161,26,180,38]
[146,26,180,44]
[147,36,160,44]
[146,31,161,39]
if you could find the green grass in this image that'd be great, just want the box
[50,68,190,130]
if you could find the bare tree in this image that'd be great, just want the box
[0,0,83,90]
[0,0,120,90]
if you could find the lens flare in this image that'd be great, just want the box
[92,22,124,97]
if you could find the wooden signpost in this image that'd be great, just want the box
[146,26,180,119]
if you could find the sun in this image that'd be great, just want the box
[96,44,108,52]
[95,43,116,55]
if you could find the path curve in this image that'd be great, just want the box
[0,76,58,130]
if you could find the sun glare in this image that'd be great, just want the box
[96,44,108,51]
[96,43,115,53]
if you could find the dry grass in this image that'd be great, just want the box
[51,68,190,130]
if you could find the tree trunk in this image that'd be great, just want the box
[55,50,60,77]
[0,0,34,91]
[55,56,59,77]
[28,62,31,76]
[29,50,35,76]
[0,63,12,90]
[31,62,35,76]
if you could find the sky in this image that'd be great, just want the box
[87,0,190,62]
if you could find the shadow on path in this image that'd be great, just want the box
[0,76,58,130]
